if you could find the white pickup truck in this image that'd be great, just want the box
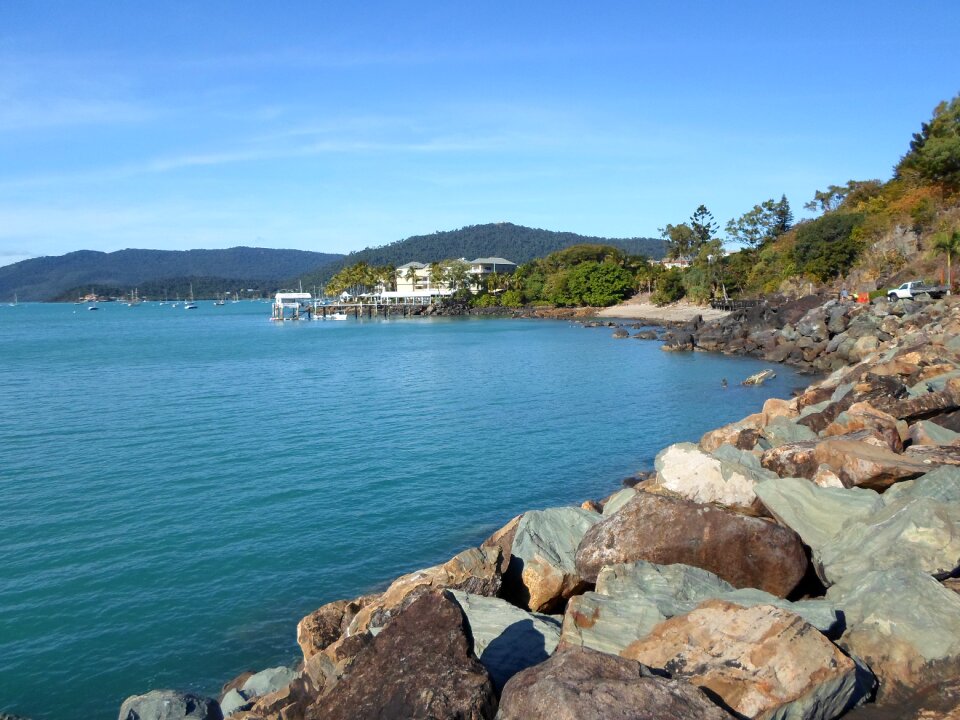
[886,280,948,300]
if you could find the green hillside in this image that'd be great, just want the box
[295,222,665,288]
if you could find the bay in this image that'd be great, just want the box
[0,301,806,719]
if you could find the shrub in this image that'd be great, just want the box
[500,290,524,307]
[792,213,866,281]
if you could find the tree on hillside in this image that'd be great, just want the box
[725,196,792,248]
[792,213,865,281]
[931,228,960,293]
[897,95,960,189]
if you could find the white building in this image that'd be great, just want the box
[384,257,517,303]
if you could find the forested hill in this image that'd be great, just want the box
[296,222,665,285]
[0,247,344,301]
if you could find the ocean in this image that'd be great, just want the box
[0,301,807,719]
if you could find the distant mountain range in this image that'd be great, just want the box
[0,248,344,301]
[1,223,666,301]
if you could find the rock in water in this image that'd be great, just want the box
[496,646,730,720]
[118,691,223,720]
[448,590,561,692]
[574,491,808,598]
[506,507,600,612]
[312,591,496,720]
[622,600,869,720]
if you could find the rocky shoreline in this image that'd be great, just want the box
[119,294,960,720]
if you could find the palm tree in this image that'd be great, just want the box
[931,229,960,294]
[428,261,445,291]
[405,265,419,291]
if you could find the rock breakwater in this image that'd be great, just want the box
[121,295,960,720]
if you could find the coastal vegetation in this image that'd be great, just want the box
[647,93,960,304]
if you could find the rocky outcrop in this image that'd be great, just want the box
[622,599,870,720]
[310,591,497,720]
[297,596,375,660]
[574,491,808,597]
[496,646,731,720]
[118,691,223,720]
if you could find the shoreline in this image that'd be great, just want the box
[119,293,960,720]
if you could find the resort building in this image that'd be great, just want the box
[376,257,517,303]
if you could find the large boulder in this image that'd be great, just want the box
[828,569,960,703]
[312,591,496,720]
[506,507,601,612]
[118,691,223,720]
[700,413,763,453]
[560,562,838,656]
[754,476,884,550]
[653,442,776,512]
[816,489,960,586]
[346,545,502,635]
[448,590,561,692]
[574,492,808,598]
[496,646,731,720]
[622,599,869,720]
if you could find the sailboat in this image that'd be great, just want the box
[8,293,17,307]
[184,284,198,310]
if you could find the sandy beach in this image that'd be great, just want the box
[595,295,732,323]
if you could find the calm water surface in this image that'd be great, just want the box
[0,301,807,719]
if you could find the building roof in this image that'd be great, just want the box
[396,261,427,270]
[468,257,516,266]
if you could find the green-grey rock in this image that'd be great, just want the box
[601,488,637,516]
[118,691,223,720]
[817,494,960,585]
[755,476,884,550]
[654,441,776,510]
[218,689,251,717]
[907,368,960,397]
[827,568,960,700]
[509,506,601,611]
[760,416,819,447]
[240,666,299,698]
[561,561,840,656]
[448,590,561,691]
[882,465,960,505]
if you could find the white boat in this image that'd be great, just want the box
[184,284,198,309]
[329,312,348,320]
[87,305,99,311]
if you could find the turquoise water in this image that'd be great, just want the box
[0,302,806,719]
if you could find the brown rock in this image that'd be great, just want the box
[249,675,318,720]
[622,600,866,720]
[904,444,960,466]
[497,645,731,720]
[297,595,376,661]
[762,397,799,424]
[482,514,521,575]
[762,429,928,490]
[822,401,904,451]
[309,591,497,720]
[347,545,502,635]
[700,413,763,453]
[580,499,603,513]
[303,631,373,690]
[574,491,807,598]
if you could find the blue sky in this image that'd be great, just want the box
[1,2,958,267]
